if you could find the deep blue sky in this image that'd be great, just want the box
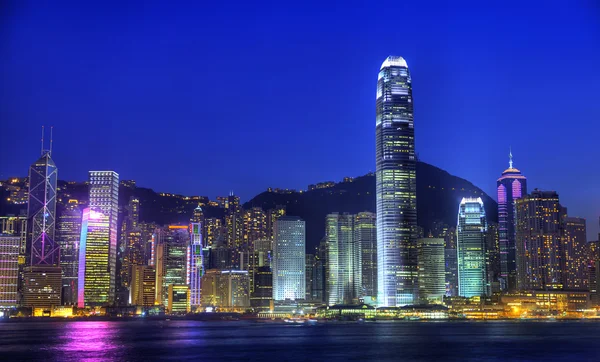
[1,1,599,239]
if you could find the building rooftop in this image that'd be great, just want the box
[380,56,408,70]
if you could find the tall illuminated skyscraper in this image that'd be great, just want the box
[355,212,377,303]
[23,131,62,309]
[457,198,488,298]
[27,142,59,266]
[376,56,417,306]
[56,200,82,305]
[497,150,527,291]
[78,171,119,307]
[326,213,361,305]
[189,222,203,308]
[273,216,305,301]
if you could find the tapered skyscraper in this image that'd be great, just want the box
[376,56,417,306]
[23,128,62,309]
[497,150,526,291]
[28,145,58,266]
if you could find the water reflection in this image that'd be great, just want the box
[59,322,121,361]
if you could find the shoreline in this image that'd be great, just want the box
[2,316,600,323]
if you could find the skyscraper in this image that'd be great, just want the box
[225,194,242,268]
[326,213,361,305]
[121,197,142,293]
[130,264,156,307]
[305,253,314,301]
[457,198,488,298]
[56,200,81,305]
[0,216,27,257]
[563,217,588,290]
[515,190,564,290]
[23,132,62,309]
[241,207,267,291]
[355,212,377,303]
[27,144,58,266]
[78,171,119,307]
[376,56,417,307]
[189,222,203,308]
[0,235,20,308]
[443,226,458,296]
[497,150,527,291]
[417,238,445,303]
[251,265,273,311]
[155,225,189,307]
[273,216,305,301]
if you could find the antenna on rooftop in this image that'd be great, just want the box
[41,126,45,156]
[49,126,54,156]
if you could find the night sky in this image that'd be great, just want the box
[1,1,599,239]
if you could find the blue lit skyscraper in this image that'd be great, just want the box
[457,198,488,298]
[497,150,527,291]
[376,56,417,306]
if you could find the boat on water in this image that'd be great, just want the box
[283,317,319,325]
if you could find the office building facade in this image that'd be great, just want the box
[78,171,119,307]
[56,200,81,305]
[417,238,446,303]
[273,216,305,301]
[326,213,361,305]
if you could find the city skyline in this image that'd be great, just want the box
[2,2,600,360]
[1,2,598,242]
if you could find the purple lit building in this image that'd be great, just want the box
[496,150,527,291]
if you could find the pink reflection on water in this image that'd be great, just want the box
[60,322,119,360]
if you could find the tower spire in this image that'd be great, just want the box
[49,126,53,156]
[41,126,45,156]
[509,147,513,169]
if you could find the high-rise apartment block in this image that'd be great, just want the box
[515,190,564,290]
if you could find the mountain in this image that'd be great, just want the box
[244,162,498,250]
[1,161,497,252]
